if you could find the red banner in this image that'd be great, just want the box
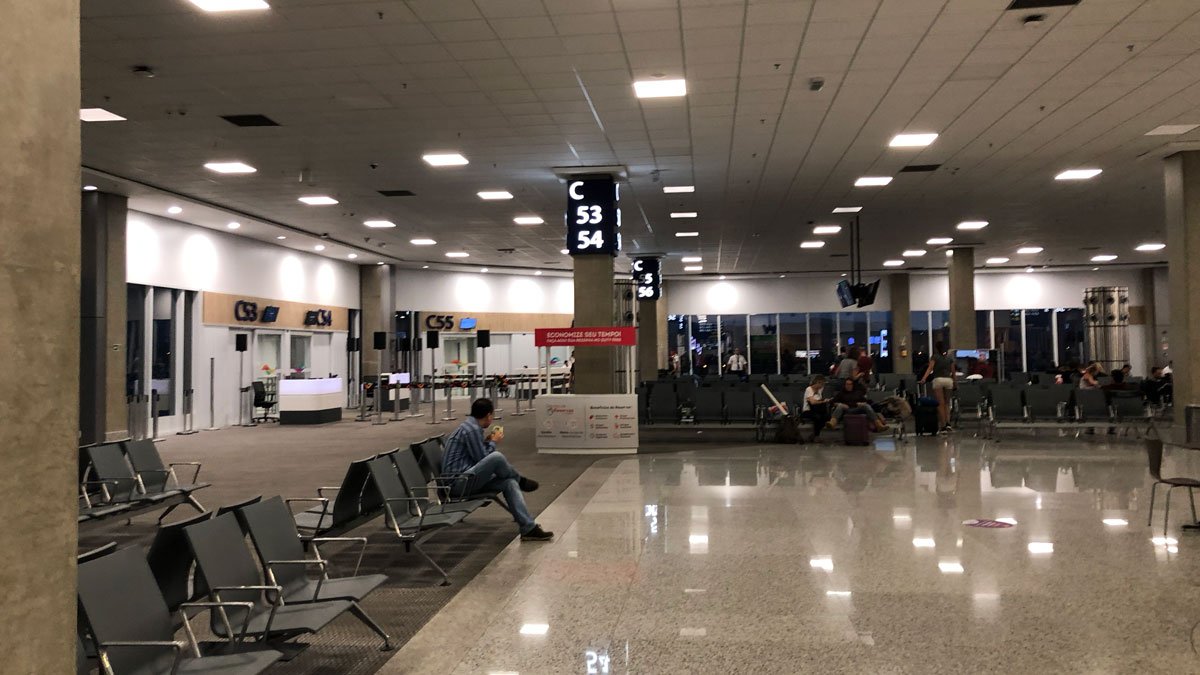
[535,326,637,347]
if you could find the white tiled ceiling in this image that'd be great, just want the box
[81,0,1198,275]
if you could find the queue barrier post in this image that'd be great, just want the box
[372,376,388,426]
[391,380,402,422]
[177,388,198,435]
[441,380,457,422]
[409,383,424,418]
[510,376,526,416]
[204,358,219,431]
[355,383,371,422]
[151,389,161,440]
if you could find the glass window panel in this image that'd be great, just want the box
[289,334,311,377]
[151,288,175,416]
[779,313,808,374]
[930,311,950,352]
[911,311,929,376]
[839,311,868,357]
[809,313,838,376]
[256,333,281,378]
[993,310,1022,375]
[690,315,719,377]
[666,315,689,375]
[719,315,748,374]
[976,310,992,349]
[748,314,778,374]
[868,311,892,373]
[1055,308,1086,369]
[1025,309,1055,373]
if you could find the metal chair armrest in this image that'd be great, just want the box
[169,461,202,485]
[286,496,331,530]
[179,601,255,647]
[80,480,117,506]
[305,536,369,576]
[98,641,185,675]
[381,499,426,537]
[209,584,283,605]
[316,486,342,498]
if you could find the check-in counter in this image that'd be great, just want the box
[279,377,343,424]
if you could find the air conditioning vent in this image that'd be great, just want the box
[220,114,279,127]
[1006,0,1079,9]
[900,164,941,173]
[377,190,415,197]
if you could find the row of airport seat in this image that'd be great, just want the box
[78,439,210,525]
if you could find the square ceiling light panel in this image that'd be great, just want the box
[188,0,269,10]
[634,79,687,98]
[80,108,126,122]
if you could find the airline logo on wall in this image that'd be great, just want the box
[423,314,477,331]
[234,300,281,323]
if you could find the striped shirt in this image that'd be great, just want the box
[441,416,495,475]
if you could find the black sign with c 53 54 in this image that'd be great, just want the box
[632,257,661,301]
[566,176,620,256]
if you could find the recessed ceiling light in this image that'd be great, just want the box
[561,248,569,254]
[832,206,862,213]
[1092,267,1099,271]
[684,265,703,272]
[226,222,241,230]
[480,268,488,273]
[945,250,954,257]
[1146,124,1199,136]
[410,238,436,246]
[883,260,904,267]
[1091,254,1117,262]
[83,185,98,191]
[422,153,468,167]
[663,185,694,193]
[364,220,396,229]
[535,270,543,275]
[1025,266,1035,273]
[276,235,286,240]
[421,265,429,269]
[676,232,699,237]
[513,216,544,225]
[79,108,126,122]
[204,161,256,174]
[445,251,469,258]
[986,257,1009,264]
[633,78,687,98]
[855,176,892,187]
[902,249,926,257]
[377,262,385,266]
[167,206,183,215]
[927,237,953,245]
[957,220,988,230]
[347,253,358,259]
[187,0,269,11]
[1017,246,1043,254]
[671,212,697,219]
[477,191,513,200]
[298,196,337,205]
[779,274,786,278]
[800,241,825,249]
[681,256,702,263]
[314,244,325,251]
[813,225,842,235]
[1055,168,1102,181]
[889,132,938,148]
[1136,243,1165,252]
[719,275,726,280]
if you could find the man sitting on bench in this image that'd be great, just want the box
[826,377,888,432]
[441,398,554,542]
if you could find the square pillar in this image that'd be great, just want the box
[1164,151,1200,437]
[572,256,615,394]
[890,273,912,374]
[948,248,976,349]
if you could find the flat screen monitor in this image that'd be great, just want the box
[854,279,880,308]
[954,348,997,380]
[260,305,279,323]
[836,280,855,308]
[388,372,411,385]
[459,317,477,330]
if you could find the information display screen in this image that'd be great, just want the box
[632,257,661,300]
[566,176,620,256]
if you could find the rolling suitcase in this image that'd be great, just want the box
[843,413,871,446]
[914,404,940,436]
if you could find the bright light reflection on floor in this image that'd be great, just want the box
[1028,542,1054,554]
[809,556,834,572]
[995,517,1018,525]
[826,590,852,597]
[1102,518,1128,526]
[913,537,936,548]
[938,560,965,574]
[1152,536,1178,546]
[518,623,549,636]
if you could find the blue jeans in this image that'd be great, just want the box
[450,452,535,534]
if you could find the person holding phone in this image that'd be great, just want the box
[441,398,553,541]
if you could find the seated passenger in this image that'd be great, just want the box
[826,377,887,432]
[803,375,832,436]
[441,398,553,541]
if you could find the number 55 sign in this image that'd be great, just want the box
[632,257,661,300]
[566,176,620,256]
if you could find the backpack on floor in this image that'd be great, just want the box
[843,413,871,446]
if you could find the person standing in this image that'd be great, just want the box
[726,347,748,378]
[857,348,875,387]
[918,341,957,433]
[836,346,861,382]
[669,350,681,376]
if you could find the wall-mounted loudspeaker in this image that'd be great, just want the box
[426,330,439,349]
[373,331,387,351]
[235,334,248,352]
[477,330,490,349]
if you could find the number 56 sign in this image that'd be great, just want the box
[566,176,620,256]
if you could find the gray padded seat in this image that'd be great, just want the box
[78,546,281,675]
[122,439,211,496]
[366,457,467,585]
[725,390,755,423]
[1025,386,1068,421]
[392,448,488,515]
[291,458,372,532]
[87,443,181,504]
[1075,388,1110,422]
[1111,393,1147,420]
[648,386,678,423]
[692,388,724,423]
[990,387,1025,422]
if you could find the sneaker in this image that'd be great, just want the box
[941,424,954,433]
[518,476,540,492]
[521,524,554,541]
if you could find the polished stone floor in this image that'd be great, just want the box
[383,435,1200,673]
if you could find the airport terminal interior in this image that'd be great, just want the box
[9,0,1200,672]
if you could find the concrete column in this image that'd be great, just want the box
[359,264,393,379]
[890,273,913,374]
[637,299,660,381]
[80,192,128,444]
[1140,268,1158,376]
[656,282,668,370]
[948,247,976,349]
[572,256,615,394]
[1163,152,1200,435]
[0,0,80,669]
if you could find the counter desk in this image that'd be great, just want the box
[278,377,343,424]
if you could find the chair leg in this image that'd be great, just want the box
[1190,487,1197,524]
[412,540,450,586]
[185,494,206,514]
[1164,486,1173,538]
[1148,482,1158,526]
[348,601,393,651]
[157,502,181,524]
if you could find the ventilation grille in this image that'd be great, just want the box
[220,114,279,127]
[900,164,941,173]
[1006,0,1079,9]
[378,190,415,197]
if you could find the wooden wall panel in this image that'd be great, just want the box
[202,291,349,331]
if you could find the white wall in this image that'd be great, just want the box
[394,269,574,314]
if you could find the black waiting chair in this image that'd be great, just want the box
[411,436,447,485]
[391,448,490,516]
[123,439,211,522]
[85,443,205,523]
[290,457,374,534]
[78,546,282,675]
[250,381,277,423]
[238,496,392,649]
[184,513,370,651]
[147,511,214,621]
[1146,436,1200,536]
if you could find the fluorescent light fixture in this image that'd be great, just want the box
[1146,124,1199,136]
[718,275,727,280]
[226,222,241,230]
[912,537,935,548]
[1016,246,1043,254]
[518,623,549,636]
[534,270,542,276]
[855,176,892,187]
[477,191,513,200]
[167,206,183,215]
[889,132,938,148]
[1091,254,1117,262]
[676,232,699,237]
[83,185,98,191]
[833,206,862,213]
[883,260,904,267]
[1027,542,1054,554]
[902,249,926,257]
[1102,518,1128,526]
[187,0,269,11]
[813,225,842,235]
[681,256,702,263]
[825,590,852,597]
[561,249,569,255]
[347,253,358,259]
[663,185,694,193]
[445,252,469,258]
[633,78,687,98]
[957,220,988,230]
[276,236,286,240]
[410,238,436,245]
[927,237,953,245]
[1055,168,1102,181]
[809,557,833,572]
[480,268,489,273]
[364,220,396,229]
[1136,243,1165,252]
[204,161,256,174]
[313,244,325,251]
[684,265,703,272]
[80,108,126,122]
[800,241,825,249]
[671,212,698,219]
[422,153,468,167]
[513,216,544,225]
[938,561,965,574]
[299,196,338,205]
[986,257,1009,264]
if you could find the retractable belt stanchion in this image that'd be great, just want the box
[391,379,402,422]
[355,382,370,422]
[510,375,526,416]
[427,377,443,425]
[441,379,457,422]
[204,358,219,431]
[177,388,198,435]
[151,389,161,440]
[409,383,424,418]
[373,375,387,425]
